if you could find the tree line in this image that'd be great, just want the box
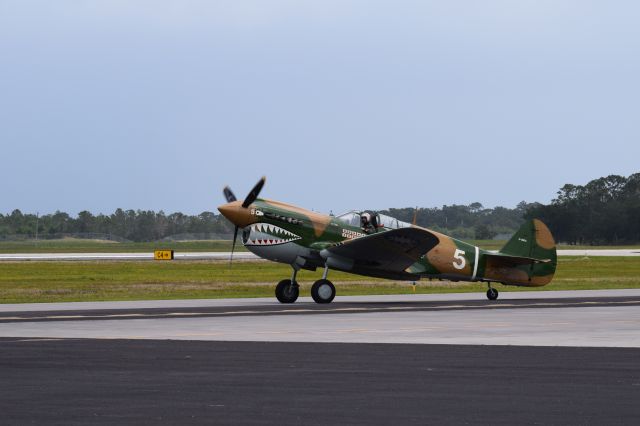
[0,203,533,242]
[379,201,535,240]
[525,173,640,245]
[0,209,235,242]
[1,173,638,243]
[0,202,529,241]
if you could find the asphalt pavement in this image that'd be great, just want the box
[2,290,639,424]
[1,339,638,425]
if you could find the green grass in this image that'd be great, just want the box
[0,256,639,304]
[0,239,246,253]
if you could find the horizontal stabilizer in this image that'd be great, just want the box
[486,218,558,287]
[484,252,552,266]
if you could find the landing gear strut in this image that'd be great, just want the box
[275,267,299,303]
[311,265,336,304]
[486,284,499,301]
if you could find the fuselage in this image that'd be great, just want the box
[218,198,554,286]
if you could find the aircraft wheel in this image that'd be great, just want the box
[275,279,299,303]
[486,287,499,301]
[311,279,336,304]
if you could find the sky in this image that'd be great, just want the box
[1,1,639,216]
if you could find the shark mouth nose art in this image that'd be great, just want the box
[243,223,301,246]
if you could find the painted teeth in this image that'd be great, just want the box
[245,223,301,246]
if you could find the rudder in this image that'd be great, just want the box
[497,219,557,286]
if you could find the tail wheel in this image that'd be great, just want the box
[276,279,299,303]
[486,287,499,301]
[311,279,336,304]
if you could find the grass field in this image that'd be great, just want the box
[2,238,638,253]
[0,256,638,304]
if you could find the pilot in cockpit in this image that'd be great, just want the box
[360,212,378,234]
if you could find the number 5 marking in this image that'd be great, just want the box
[453,249,466,270]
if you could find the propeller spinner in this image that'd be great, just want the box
[219,177,266,265]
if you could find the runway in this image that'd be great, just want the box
[1,339,638,425]
[2,290,639,424]
[1,248,639,261]
[1,290,639,347]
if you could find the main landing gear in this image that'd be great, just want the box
[311,265,336,304]
[275,265,336,304]
[275,268,299,303]
[486,283,499,301]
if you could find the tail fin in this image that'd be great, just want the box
[495,219,557,286]
[501,219,556,257]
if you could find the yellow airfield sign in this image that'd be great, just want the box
[154,250,174,260]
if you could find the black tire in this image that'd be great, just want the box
[311,279,336,304]
[486,288,499,301]
[275,279,299,303]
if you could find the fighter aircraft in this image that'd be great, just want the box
[218,177,557,304]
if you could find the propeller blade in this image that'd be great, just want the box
[229,225,239,266]
[223,186,237,203]
[412,207,418,226]
[242,176,266,208]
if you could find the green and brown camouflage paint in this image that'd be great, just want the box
[218,198,557,288]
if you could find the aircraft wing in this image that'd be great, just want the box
[321,227,439,280]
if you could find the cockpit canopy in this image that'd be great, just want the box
[377,213,412,229]
[335,210,412,231]
[335,211,362,227]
